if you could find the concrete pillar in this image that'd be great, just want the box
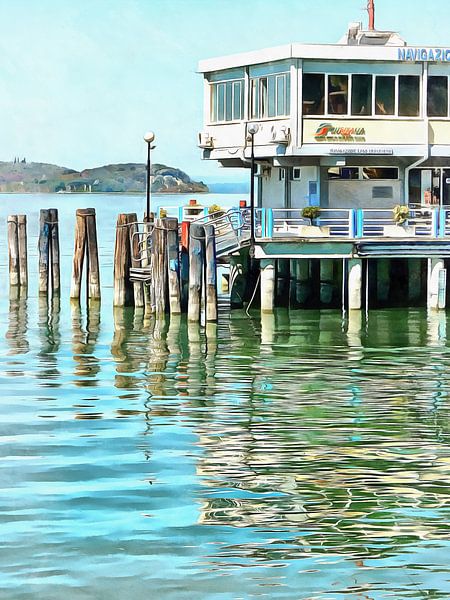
[276,259,290,306]
[260,259,275,313]
[320,259,334,305]
[377,258,390,304]
[408,258,422,304]
[348,258,362,310]
[427,258,446,310]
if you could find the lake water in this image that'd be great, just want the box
[0,194,450,599]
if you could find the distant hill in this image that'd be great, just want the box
[0,161,208,193]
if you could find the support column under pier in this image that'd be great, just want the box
[348,259,362,310]
[427,258,446,310]
[408,258,422,305]
[294,259,310,306]
[320,259,334,305]
[260,259,275,313]
[377,259,390,305]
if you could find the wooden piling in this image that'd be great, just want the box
[7,215,19,287]
[113,213,133,306]
[49,209,59,294]
[71,208,100,302]
[17,215,28,288]
[204,223,217,322]
[151,218,168,316]
[163,217,181,315]
[86,209,101,300]
[38,209,51,294]
[188,223,204,322]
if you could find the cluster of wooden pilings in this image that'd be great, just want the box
[8,208,100,304]
[113,215,218,322]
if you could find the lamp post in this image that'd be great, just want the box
[247,123,259,246]
[143,131,156,221]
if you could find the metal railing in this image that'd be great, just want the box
[257,208,354,238]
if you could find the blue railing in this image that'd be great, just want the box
[252,207,450,240]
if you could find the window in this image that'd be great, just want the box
[351,74,372,115]
[375,76,395,115]
[302,73,325,115]
[292,167,301,180]
[328,75,348,115]
[428,76,448,117]
[362,167,398,179]
[399,75,420,117]
[251,72,290,119]
[328,167,359,180]
[210,79,243,122]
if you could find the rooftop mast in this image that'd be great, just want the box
[367,0,375,30]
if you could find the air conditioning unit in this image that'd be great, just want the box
[271,126,290,145]
[198,132,214,149]
[257,164,271,178]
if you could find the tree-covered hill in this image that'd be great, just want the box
[0,160,208,193]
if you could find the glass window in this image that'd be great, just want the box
[427,76,448,117]
[302,73,324,115]
[362,167,399,179]
[375,76,395,115]
[210,79,243,122]
[250,73,290,118]
[276,75,285,116]
[399,75,420,117]
[268,76,276,117]
[352,74,372,115]
[328,75,348,115]
[328,167,359,180]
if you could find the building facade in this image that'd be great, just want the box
[198,22,450,211]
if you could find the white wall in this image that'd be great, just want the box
[327,179,403,209]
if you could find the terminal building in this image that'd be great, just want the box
[196,3,450,313]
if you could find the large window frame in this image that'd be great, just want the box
[250,72,290,120]
[210,78,244,123]
[427,75,450,118]
[302,72,422,119]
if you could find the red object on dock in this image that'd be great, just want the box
[189,199,197,206]
[181,221,190,251]
[239,200,247,208]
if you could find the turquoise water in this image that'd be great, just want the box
[0,194,450,599]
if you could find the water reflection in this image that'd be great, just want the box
[5,287,29,355]
[71,300,100,384]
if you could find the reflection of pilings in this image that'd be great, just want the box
[187,322,204,397]
[261,311,275,346]
[427,310,447,346]
[6,288,29,355]
[71,300,101,384]
[146,317,169,396]
[38,295,61,355]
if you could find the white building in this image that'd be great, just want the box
[198,21,450,211]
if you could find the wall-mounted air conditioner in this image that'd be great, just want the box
[271,126,290,145]
[198,132,214,149]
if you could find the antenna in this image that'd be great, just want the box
[367,0,375,30]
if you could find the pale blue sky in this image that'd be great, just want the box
[1,0,450,182]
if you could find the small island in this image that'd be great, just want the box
[0,160,209,194]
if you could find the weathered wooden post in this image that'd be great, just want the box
[49,209,59,294]
[7,215,20,287]
[151,218,168,316]
[163,217,181,315]
[39,209,50,294]
[113,213,133,306]
[188,223,205,322]
[71,208,100,302]
[204,223,217,322]
[17,215,28,289]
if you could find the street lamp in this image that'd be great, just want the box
[247,123,259,245]
[143,131,156,221]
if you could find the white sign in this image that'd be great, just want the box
[329,148,394,155]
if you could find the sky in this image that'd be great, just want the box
[2,0,450,183]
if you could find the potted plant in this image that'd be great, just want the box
[392,204,409,225]
[384,204,414,237]
[301,206,321,226]
[298,206,330,237]
[208,203,223,216]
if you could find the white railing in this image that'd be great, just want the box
[258,208,354,238]
[358,208,437,237]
